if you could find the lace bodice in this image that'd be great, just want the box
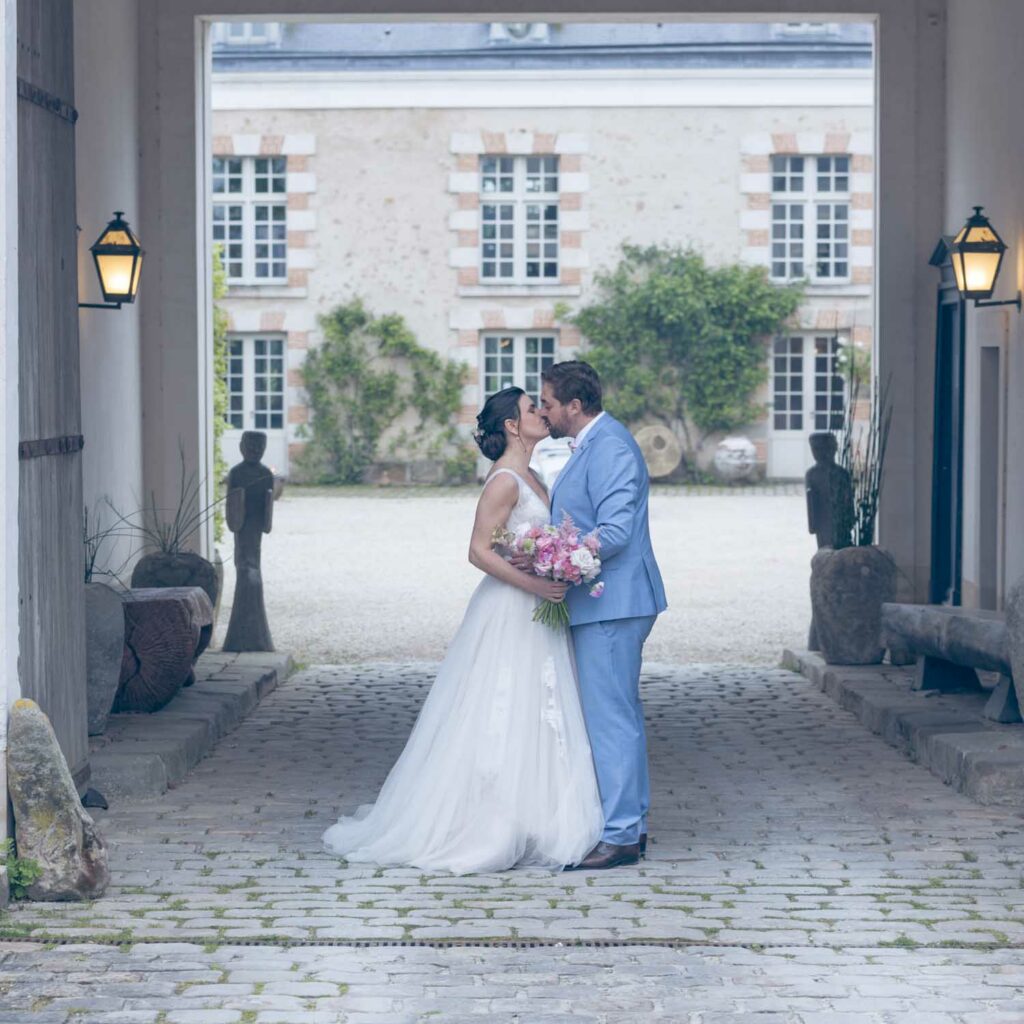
[485,468,550,532]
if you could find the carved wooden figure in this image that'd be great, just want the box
[222,431,275,652]
[805,432,854,651]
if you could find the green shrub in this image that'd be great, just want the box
[298,299,465,484]
[572,244,804,476]
[443,446,480,485]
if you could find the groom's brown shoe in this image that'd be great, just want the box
[640,833,648,859]
[564,841,640,871]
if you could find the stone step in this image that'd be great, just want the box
[783,649,1024,808]
[87,651,292,802]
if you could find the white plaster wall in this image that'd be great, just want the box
[211,101,872,397]
[945,0,1024,607]
[74,0,143,573]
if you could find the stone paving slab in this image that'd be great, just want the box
[2,660,1024,1017]
[0,942,1022,1022]
[783,649,1024,807]
[3,662,1023,950]
[87,652,293,801]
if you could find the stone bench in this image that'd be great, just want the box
[880,603,1021,723]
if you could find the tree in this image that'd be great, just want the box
[572,245,804,472]
[298,299,466,484]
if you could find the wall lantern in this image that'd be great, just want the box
[78,211,143,310]
[949,206,1021,310]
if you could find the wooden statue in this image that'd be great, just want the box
[222,431,275,652]
[805,432,854,651]
[806,432,853,549]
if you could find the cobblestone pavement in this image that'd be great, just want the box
[2,662,1024,1020]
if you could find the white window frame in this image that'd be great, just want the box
[480,332,558,404]
[223,334,287,432]
[212,156,288,284]
[770,333,847,434]
[479,156,560,285]
[770,154,851,285]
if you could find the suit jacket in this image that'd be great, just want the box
[550,414,668,626]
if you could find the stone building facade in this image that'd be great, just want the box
[210,21,874,480]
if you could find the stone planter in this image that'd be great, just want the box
[114,587,214,713]
[1005,573,1024,712]
[810,545,897,665]
[131,550,219,609]
[84,582,125,736]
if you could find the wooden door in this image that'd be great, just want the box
[928,241,965,606]
[17,0,88,783]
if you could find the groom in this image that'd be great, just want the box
[539,361,667,870]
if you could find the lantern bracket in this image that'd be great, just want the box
[78,300,124,311]
[972,291,1021,312]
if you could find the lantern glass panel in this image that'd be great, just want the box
[96,253,136,300]
[100,228,134,246]
[961,251,1002,295]
[952,252,968,294]
[129,252,143,298]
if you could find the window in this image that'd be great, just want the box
[811,335,846,431]
[212,22,282,47]
[771,155,850,283]
[772,335,845,432]
[481,334,557,403]
[223,336,285,431]
[479,156,559,283]
[212,156,288,283]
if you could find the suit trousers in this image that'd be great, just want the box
[571,614,656,846]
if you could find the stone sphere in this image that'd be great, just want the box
[712,436,759,483]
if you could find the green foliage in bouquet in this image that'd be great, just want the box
[299,299,466,484]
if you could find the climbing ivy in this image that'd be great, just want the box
[298,299,467,484]
[211,245,229,541]
[571,245,804,473]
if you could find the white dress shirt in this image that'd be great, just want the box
[570,411,606,451]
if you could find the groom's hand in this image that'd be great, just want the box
[508,553,534,572]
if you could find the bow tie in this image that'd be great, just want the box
[568,439,579,453]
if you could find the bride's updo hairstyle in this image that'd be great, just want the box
[474,386,525,461]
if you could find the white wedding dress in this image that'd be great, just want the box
[322,468,604,874]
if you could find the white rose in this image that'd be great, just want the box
[570,548,597,574]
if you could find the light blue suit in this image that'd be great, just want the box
[550,414,667,846]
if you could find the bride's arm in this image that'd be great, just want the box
[468,476,567,602]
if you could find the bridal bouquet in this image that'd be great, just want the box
[493,513,604,628]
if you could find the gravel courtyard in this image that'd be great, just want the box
[216,486,815,666]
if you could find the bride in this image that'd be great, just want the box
[322,387,603,874]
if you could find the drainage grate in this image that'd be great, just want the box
[0,934,1020,952]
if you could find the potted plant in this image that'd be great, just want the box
[809,363,896,665]
[111,450,222,610]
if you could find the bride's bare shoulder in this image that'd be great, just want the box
[480,469,519,500]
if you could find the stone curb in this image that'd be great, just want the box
[782,649,1024,808]
[86,652,294,802]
